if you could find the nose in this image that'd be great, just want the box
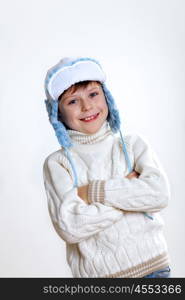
[81,99,93,111]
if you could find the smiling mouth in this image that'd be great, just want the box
[80,113,100,122]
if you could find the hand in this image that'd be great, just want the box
[125,170,140,179]
[77,185,89,204]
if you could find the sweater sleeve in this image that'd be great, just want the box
[43,156,123,244]
[88,134,171,213]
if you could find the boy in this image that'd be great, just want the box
[43,56,171,278]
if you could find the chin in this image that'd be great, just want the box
[83,124,103,134]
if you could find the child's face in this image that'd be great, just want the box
[58,82,108,134]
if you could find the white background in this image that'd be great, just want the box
[0,0,185,277]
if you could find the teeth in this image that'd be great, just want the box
[85,116,94,120]
[83,114,98,121]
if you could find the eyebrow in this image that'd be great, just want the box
[62,86,100,102]
[87,86,100,91]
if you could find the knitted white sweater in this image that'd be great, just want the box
[43,121,171,278]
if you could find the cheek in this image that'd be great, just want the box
[64,108,80,122]
[100,100,108,113]
[58,107,70,123]
[104,105,109,118]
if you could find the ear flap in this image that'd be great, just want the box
[102,83,121,133]
[45,99,73,148]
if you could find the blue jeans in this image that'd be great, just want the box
[143,266,171,278]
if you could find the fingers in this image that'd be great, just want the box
[125,170,140,179]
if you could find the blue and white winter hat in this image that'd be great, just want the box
[45,57,106,101]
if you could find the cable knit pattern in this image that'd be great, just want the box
[43,121,171,278]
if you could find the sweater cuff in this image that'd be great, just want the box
[88,180,105,204]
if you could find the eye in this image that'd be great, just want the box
[68,99,77,105]
[89,92,98,97]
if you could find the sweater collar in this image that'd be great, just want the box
[67,121,112,145]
